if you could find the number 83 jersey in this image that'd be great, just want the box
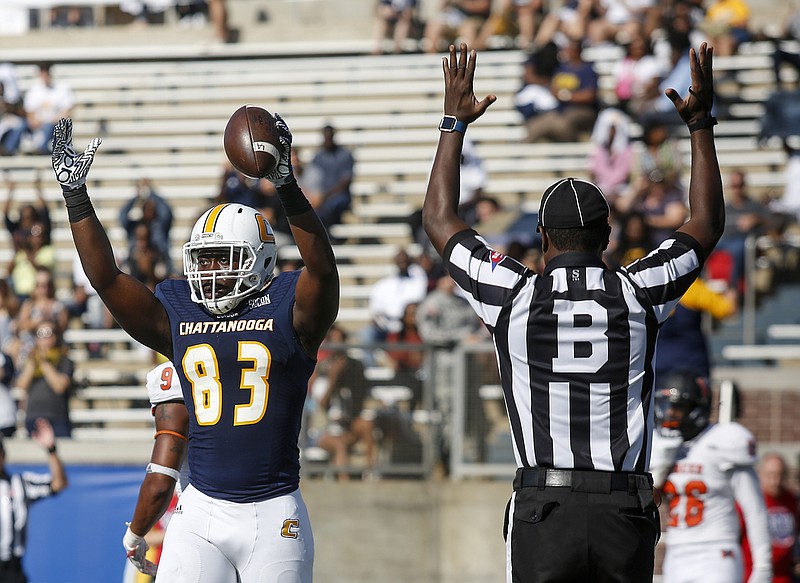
[155,270,315,503]
[660,422,759,546]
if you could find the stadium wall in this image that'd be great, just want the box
[14,464,509,583]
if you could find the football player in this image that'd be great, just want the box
[124,362,189,577]
[650,370,772,583]
[51,114,339,583]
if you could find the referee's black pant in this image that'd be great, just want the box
[504,468,660,583]
[0,557,27,583]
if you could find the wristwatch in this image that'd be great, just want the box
[439,115,467,134]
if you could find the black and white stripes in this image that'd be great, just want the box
[0,472,53,562]
[445,229,703,473]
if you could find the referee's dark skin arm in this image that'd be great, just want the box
[424,43,496,255]
[666,43,725,256]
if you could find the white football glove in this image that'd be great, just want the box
[123,524,158,577]
[51,118,102,191]
[264,113,293,186]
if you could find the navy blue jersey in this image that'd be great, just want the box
[155,271,315,503]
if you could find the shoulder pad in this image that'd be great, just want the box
[704,423,758,470]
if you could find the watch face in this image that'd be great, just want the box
[440,116,457,131]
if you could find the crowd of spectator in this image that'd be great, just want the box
[0,169,182,441]
[0,175,77,439]
[263,1,800,474]
[2,0,800,487]
[0,0,774,60]
[370,0,763,58]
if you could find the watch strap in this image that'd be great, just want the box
[687,116,718,133]
[439,115,467,134]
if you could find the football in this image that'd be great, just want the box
[223,105,282,179]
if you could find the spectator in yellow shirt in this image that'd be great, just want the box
[655,278,737,383]
[702,0,751,56]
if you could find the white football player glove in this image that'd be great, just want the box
[264,113,293,186]
[51,118,102,191]
[123,524,158,577]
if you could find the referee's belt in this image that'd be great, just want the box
[515,468,653,494]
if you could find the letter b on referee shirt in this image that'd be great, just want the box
[552,299,608,373]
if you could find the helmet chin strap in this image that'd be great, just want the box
[202,271,267,316]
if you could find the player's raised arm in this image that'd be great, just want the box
[666,43,725,257]
[265,115,339,355]
[423,43,496,256]
[51,119,172,357]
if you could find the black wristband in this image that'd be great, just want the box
[277,179,313,217]
[47,445,57,454]
[687,117,718,133]
[62,184,95,223]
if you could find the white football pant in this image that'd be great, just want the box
[155,484,314,583]
[662,542,742,583]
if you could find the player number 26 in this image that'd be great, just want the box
[663,479,707,528]
[182,342,271,426]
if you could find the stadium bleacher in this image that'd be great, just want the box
[1,22,798,447]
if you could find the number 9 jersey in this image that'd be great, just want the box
[155,270,315,503]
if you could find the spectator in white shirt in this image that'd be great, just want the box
[23,63,74,155]
[775,139,800,223]
[361,248,428,352]
[0,61,25,156]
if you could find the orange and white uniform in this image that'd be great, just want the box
[653,423,772,583]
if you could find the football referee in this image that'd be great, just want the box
[424,43,723,582]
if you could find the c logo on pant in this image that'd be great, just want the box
[281,519,300,539]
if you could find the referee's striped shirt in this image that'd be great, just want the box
[0,471,54,561]
[444,229,704,474]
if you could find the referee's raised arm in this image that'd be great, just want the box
[423,43,496,256]
[667,43,725,257]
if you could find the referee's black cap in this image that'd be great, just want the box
[538,178,610,229]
